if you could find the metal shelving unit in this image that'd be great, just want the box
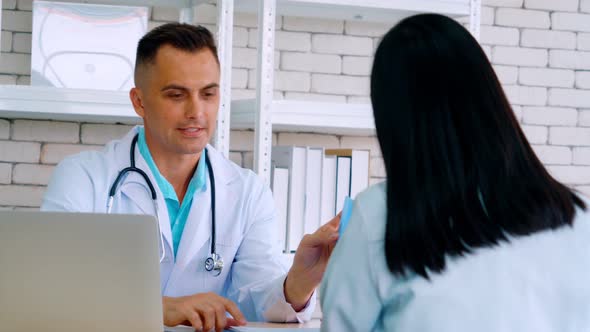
[0,0,481,181]
[246,0,481,184]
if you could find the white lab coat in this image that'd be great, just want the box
[41,126,315,323]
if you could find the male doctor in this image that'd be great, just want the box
[42,23,340,331]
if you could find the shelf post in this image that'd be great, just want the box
[213,0,234,158]
[469,0,481,41]
[179,0,195,23]
[254,0,276,185]
[0,0,3,56]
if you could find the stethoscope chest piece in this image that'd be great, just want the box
[205,253,224,276]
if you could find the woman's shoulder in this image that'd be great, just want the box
[352,181,388,241]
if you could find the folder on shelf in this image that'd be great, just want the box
[326,149,370,213]
[271,166,289,253]
[335,155,351,214]
[272,146,307,252]
[320,155,337,222]
[304,147,324,235]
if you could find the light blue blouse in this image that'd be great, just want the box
[321,182,590,332]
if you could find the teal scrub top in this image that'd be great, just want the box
[137,127,207,258]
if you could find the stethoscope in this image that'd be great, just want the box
[106,133,224,276]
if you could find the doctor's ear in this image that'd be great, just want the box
[130,88,146,118]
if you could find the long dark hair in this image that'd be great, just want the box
[371,14,586,279]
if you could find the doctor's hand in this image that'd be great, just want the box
[162,293,247,332]
[284,214,341,312]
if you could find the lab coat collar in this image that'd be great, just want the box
[115,126,241,265]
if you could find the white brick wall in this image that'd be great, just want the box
[0,141,39,162]
[311,74,370,95]
[1,0,590,208]
[283,17,343,34]
[496,9,550,29]
[480,26,520,46]
[12,120,79,143]
[493,65,519,85]
[549,88,590,108]
[521,29,576,50]
[522,107,578,126]
[344,21,389,37]
[2,0,17,9]
[551,13,590,33]
[249,30,311,52]
[573,147,590,165]
[17,0,32,11]
[1,10,31,32]
[579,33,590,50]
[41,144,102,164]
[580,110,590,127]
[12,163,53,185]
[1,31,11,52]
[485,0,523,7]
[548,166,590,185]
[522,125,548,144]
[0,185,45,207]
[524,0,579,12]
[0,163,11,184]
[281,52,341,74]
[0,120,9,139]
[81,124,132,145]
[550,50,590,70]
[532,145,572,165]
[342,56,372,76]
[550,127,590,146]
[0,52,30,75]
[504,85,548,106]
[576,72,590,89]
[312,34,373,56]
[493,46,548,67]
[12,32,30,53]
[519,68,575,88]
[370,157,386,178]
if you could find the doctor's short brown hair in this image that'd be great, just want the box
[134,23,219,83]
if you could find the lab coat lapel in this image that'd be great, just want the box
[175,145,241,268]
[175,187,211,268]
[118,131,173,257]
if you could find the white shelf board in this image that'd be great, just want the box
[39,0,211,9]
[231,99,375,136]
[0,88,375,134]
[234,0,471,23]
[0,86,141,124]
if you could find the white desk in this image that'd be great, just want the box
[166,319,321,331]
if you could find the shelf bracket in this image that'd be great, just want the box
[254,0,276,185]
[469,0,481,41]
[0,0,3,56]
[213,0,234,157]
[179,0,195,23]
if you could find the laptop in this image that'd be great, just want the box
[0,211,164,332]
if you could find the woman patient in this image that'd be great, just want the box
[320,13,590,332]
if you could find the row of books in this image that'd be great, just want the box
[271,146,370,253]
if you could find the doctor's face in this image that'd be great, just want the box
[131,45,220,157]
